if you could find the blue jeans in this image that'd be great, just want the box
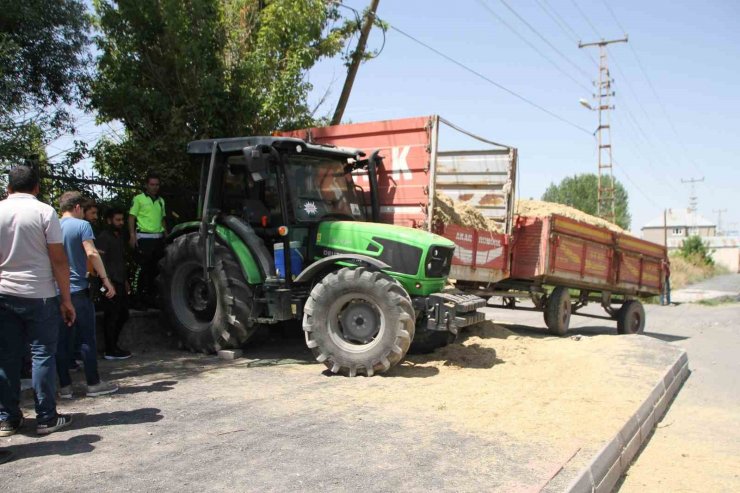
[56,291,100,387]
[0,294,60,423]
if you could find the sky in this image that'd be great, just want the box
[47,0,740,236]
[301,0,740,235]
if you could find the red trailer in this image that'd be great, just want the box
[282,115,667,337]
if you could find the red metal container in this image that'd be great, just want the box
[511,214,665,296]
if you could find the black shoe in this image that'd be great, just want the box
[104,349,132,360]
[37,414,72,435]
[0,416,24,437]
[0,450,13,464]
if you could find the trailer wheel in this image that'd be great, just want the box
[303,267,415,376]
[158,233,258,353]
[544,286,571,336]
[617,300,645,334]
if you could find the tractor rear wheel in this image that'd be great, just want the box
[303,267,415,377]
[158,233,258,353]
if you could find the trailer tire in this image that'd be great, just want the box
[544,286,571,336]
[158,233,258,353]
[617,300,645,334]
[303,267,415,376]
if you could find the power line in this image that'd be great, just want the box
[387,24,593,135]
[602,1,705,176]
[495,0,593,80]
[570,0,602,38]
[534,0,600,69]
[475,0,592,93]
[613,161,662,210]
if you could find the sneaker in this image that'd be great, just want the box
[37,414,72,435]
[0,416,24,437]
[59,385,73,399]
[86,381,119,397]
[104,349,132,360]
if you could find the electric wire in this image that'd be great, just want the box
[495,0,593,80]
[602,0,704,176]
[387,24,593,135]
[570,0,602,38]
[535,0,599,68]
[475,0,592,93]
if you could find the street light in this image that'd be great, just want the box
[579,98,593,110]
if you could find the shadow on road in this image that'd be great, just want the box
[643,331,690,343]
[75,407,164,429]
[116,380,178,395]
[4,434,101,461]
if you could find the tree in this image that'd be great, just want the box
[90,0,358,187]
[541,173,631,230]
[677,235,714,266]
[0,0,91,166]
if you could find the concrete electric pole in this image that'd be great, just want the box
[681,177,704,213]
[713,208,727,235]
[579,36,628,225]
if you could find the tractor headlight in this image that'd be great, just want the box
[425,245,454,278]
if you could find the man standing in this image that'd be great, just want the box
[0,166,75,435]
[129,173,166,308]
[97,207,132,360]
[56,191,118,398]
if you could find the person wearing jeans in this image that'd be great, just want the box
[0,165,76,436]
[56,191,118,398]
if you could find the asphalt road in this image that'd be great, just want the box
[1,293,737,492]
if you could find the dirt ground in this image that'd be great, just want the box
[1,309,687,493]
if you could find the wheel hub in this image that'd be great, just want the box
[185,274,216,320]
[339,301,380,344]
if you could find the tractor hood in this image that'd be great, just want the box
[315,221,456,292]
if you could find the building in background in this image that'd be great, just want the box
[641,209,716,244]
[642,209,739,273]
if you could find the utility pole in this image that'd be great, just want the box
[579,36,628,225]
[331,0,380,126]
[681,177,704,213]
[713,208,727,235]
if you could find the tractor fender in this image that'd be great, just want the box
[294,254,391,284]
[221,215,275,279]
[165,221,263,284]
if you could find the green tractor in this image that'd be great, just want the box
[158,136,484,376]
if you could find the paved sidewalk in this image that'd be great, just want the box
[671,273,740,303]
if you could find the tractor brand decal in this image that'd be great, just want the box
[350,203,361,216]
[303,201,318,215]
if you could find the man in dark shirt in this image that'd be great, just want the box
[96,207,131,360]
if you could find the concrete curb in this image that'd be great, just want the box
[566,350,690,493]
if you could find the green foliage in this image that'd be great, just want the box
[677,235,714,266]
[90,0,357,187]
[0,0,91,166]
[541,173,631,230]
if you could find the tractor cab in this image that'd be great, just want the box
[186,137,378,281]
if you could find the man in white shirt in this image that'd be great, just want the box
[0,166,75,436]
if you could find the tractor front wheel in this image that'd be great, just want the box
[303,267,415,377]
[158,233,257,353]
